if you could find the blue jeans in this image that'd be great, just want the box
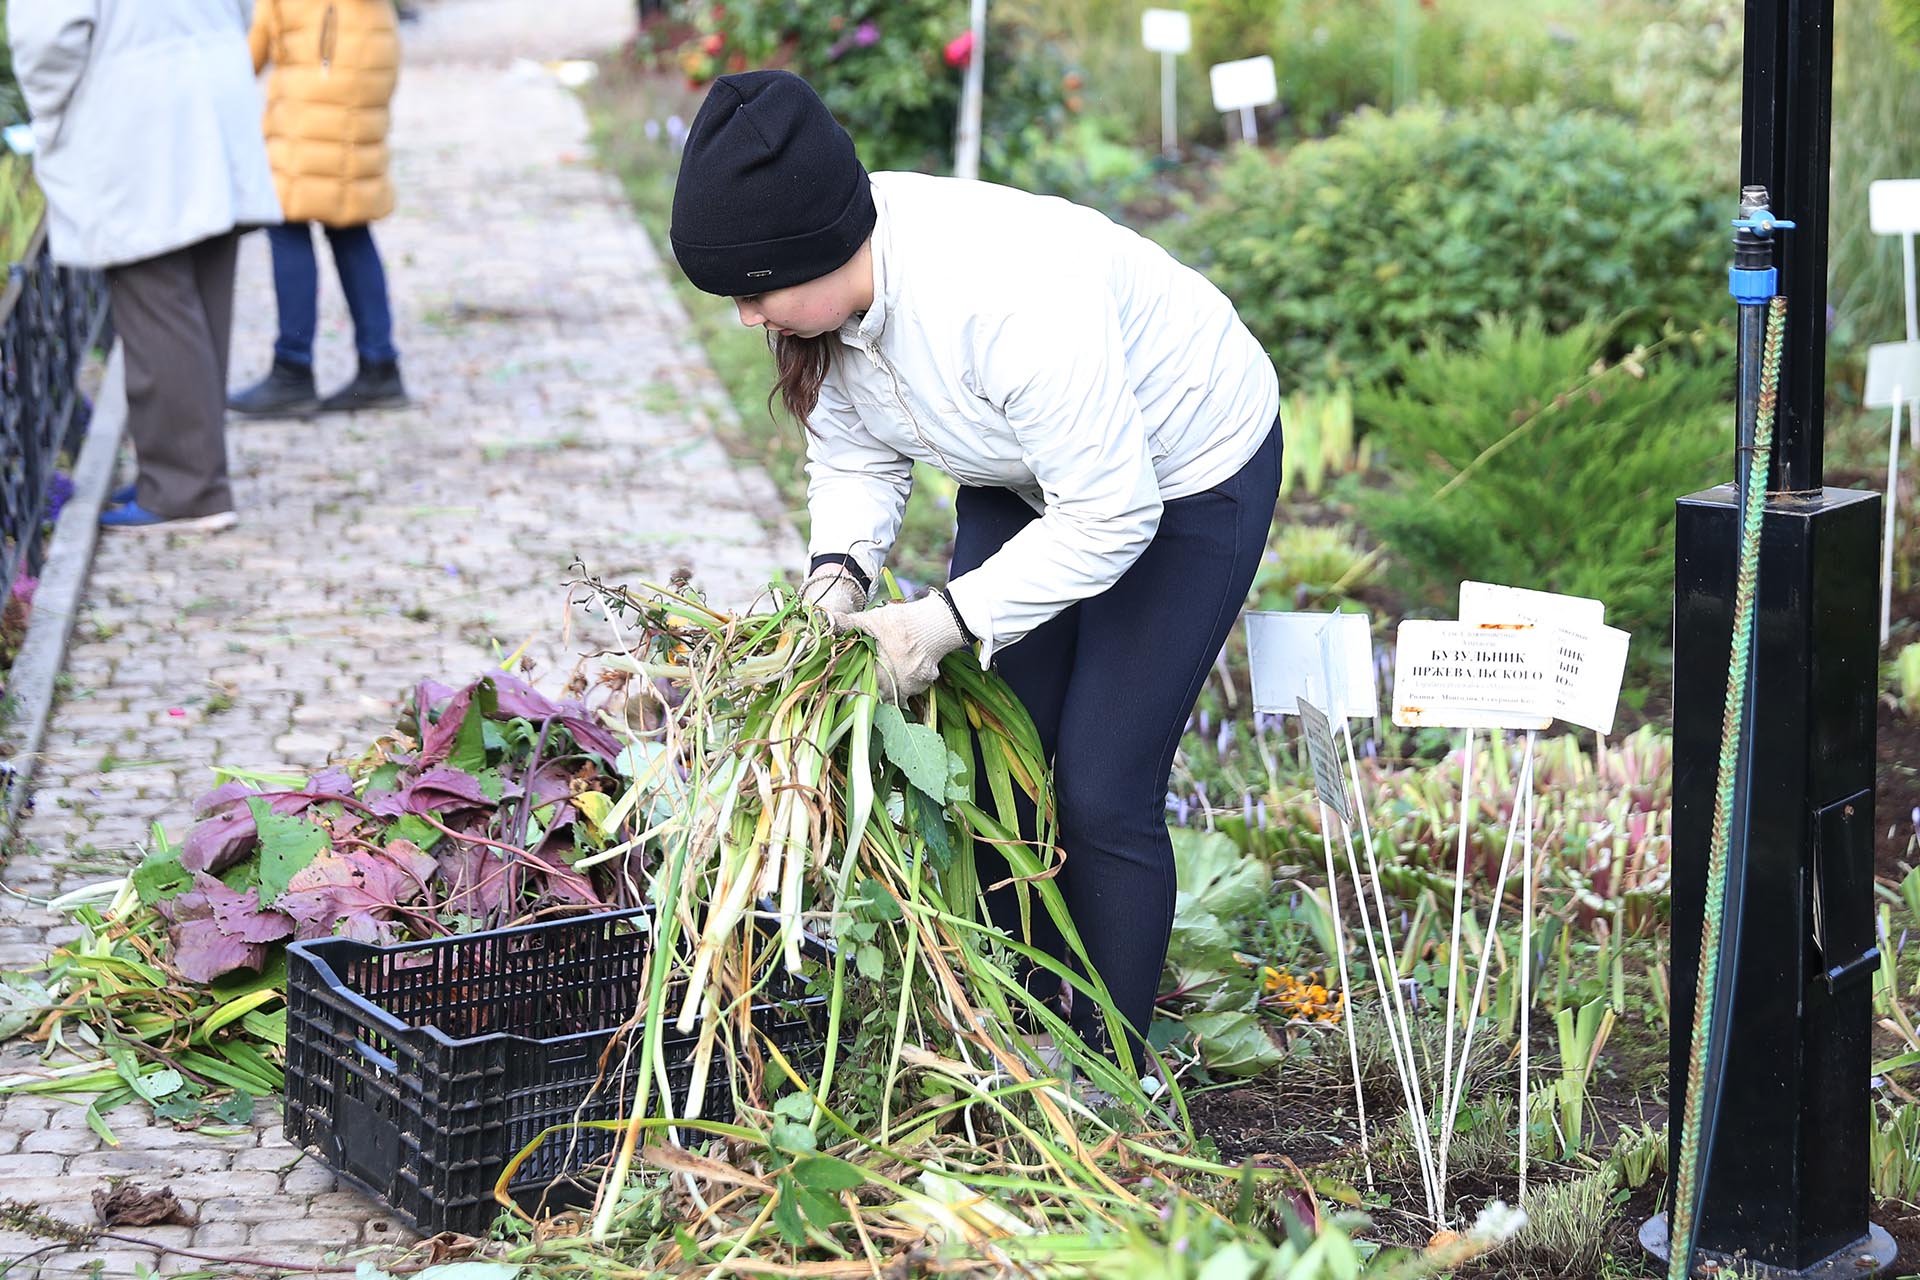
[267,222,398,367]
[953,415,1284,1071]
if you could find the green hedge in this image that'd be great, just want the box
[1355,316,1729,647]
[1159,103,1725,390]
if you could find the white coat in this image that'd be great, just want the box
[806,171,1281,663]
[8,0,281,269]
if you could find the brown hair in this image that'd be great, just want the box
[769,331,837,431]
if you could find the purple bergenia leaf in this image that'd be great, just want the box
[306,766,355,798]
[437,843,510,916]
[405,765,493,814]
[278,843,437,941]
[181,806,260,875]
[157,873,294,982]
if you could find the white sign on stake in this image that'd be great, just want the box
[1867,341,1920,646]
[1245,610,1378,719]
[1141,8,1191,52]
[1297,697,1349,826]
[1457,583,1630,734]
[1870,178,1920,443]
[1869,178,1920,236]
[1391,620,1555,730]
[1208,55,1276,143]
[1141,9,1191,159]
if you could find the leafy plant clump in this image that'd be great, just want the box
[127,672,639,983]
[1160,103,1724,390]
[1355,315,1729,645]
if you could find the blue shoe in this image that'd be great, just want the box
[99,500,236,532]
[110,483,134,505]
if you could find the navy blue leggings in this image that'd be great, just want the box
[950,418,1282,1069]
[268,222,399,367]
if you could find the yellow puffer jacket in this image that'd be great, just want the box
[249,0,400,226]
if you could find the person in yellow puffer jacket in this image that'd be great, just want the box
[230,0,408,416]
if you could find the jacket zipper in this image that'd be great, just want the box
[320,4,337,74]
[868,344,962,478]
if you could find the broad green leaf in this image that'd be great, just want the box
[772,1092,814,1123]
[130,850,192,905]
[211,1091,258,1125]
[1186,1009,1285,1078]
[873,703,963,803]
[906,785,956,872]
[389,813,442,852]
[855,944,884,981]
[790,1156,866,1193]
[152,1088,204,1123]
[856,876,901,922]
[796,1185,849,1230]
[1170,827,1267,919]
[769,1118,817,1154]
[449,681,497,774]
[771,1175,808,1246]
[247,800,330,906]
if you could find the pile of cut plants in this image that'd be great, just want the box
[0,669,645,1134]
[0,579,1597,1277]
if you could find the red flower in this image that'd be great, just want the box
[702,32,725,54]
[943,30,974,68]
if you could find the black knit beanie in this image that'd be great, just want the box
[670,70,877,298]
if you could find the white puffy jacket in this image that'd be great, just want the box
[806,171,1280,663]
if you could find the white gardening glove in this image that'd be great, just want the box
[799,563,867,619]
[844,592,968,702]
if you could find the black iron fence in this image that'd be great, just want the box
[0,215,109,597]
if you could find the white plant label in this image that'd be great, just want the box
[1458,582,1629,733]
[1141,9,1192,53]
[1208,55,1277,112]
[1547,623,1631,734]
[1296,697,1349,825]
[1458,581,1604,631]
[1391,621,1554,729]
[1245,610,1378,718]
[1865,341,1920,409]
[1869,179,1920,236]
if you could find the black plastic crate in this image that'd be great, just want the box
[284,907,828,1236]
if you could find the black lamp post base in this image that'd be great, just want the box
[1639,1214,1897,1278]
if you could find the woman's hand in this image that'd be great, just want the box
[842,593,967,702]
[799,563,867,617]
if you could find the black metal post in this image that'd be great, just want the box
[1739,0,1832,493]
[1645,0,1893,1274]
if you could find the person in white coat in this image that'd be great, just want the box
[671,71,1283,1079]
[9,0,280,530]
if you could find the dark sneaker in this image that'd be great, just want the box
[228,358,319,417]
[319,360,408,413]
[99,500,236,532]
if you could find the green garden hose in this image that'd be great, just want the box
[1667,293,1789,1280]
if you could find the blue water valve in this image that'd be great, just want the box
[1731,210,1797,236]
